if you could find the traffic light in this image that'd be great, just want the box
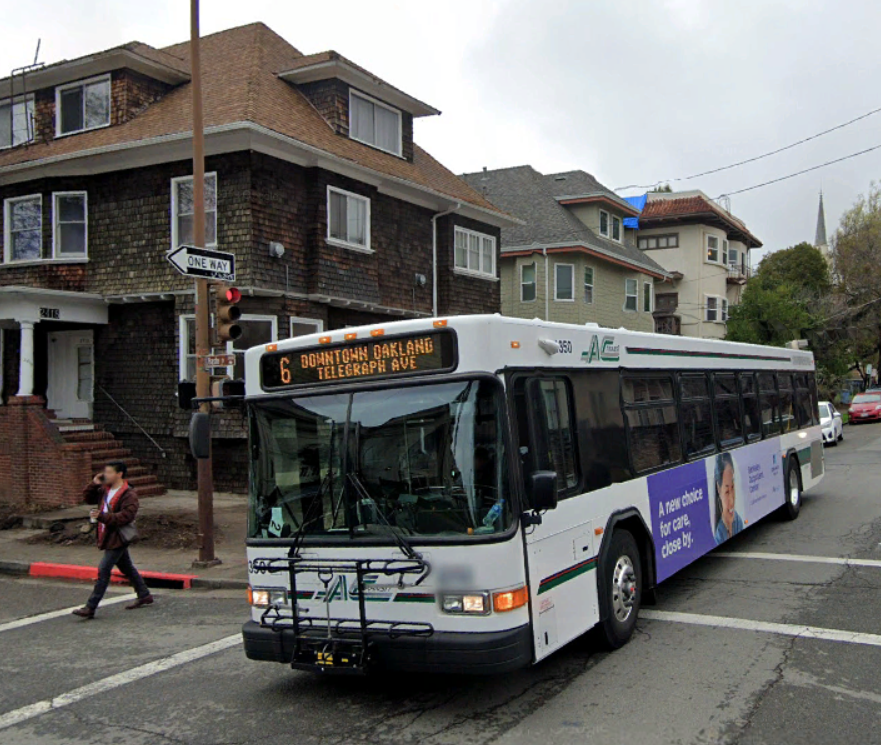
[214,285,242,342]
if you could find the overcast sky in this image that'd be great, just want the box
[4,0,881,263]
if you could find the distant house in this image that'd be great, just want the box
[0,23,512,507]
[461,166,669,331]
[636,191,762,338]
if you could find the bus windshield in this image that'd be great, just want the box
[248,379,511,541]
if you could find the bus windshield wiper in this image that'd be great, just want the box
[347,473,421,563]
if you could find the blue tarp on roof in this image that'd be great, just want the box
[623,193,647,229]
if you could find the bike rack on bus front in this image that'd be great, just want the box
[250,555,433,673]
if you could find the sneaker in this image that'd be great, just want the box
[72,606,95,619]
[125,595,154,610]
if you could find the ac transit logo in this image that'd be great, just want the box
[315,574,394,603]
[582,334,620,364]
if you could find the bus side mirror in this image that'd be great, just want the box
[530,471,558,512]
[189,412,211,459]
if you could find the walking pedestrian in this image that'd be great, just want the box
[72,462,154,619]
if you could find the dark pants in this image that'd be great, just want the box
[87,546,150,610]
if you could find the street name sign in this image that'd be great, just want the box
[166,245,236,281]
[201,353,236,370]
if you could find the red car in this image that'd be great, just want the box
[848,392,881,423]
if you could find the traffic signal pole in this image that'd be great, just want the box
[191,0,219,566]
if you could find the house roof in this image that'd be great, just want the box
[460,165,669,278]
[0,23,504,221]
[640,191,762,248]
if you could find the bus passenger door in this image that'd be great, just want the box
[514,376,598,662]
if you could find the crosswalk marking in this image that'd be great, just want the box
[710,551,881,569]
[0,594,133,634]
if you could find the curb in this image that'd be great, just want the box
[0,560,248,590]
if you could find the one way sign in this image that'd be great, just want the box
[166,245,236,282]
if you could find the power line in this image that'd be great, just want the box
[715,143,881,199]
[616,103,881,191]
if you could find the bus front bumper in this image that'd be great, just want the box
[242,620,533,675]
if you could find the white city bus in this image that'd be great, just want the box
[239,314,823,674]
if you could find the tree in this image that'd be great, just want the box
[650,183,673,193]
[832,182,881,384]
[755,242,831,295]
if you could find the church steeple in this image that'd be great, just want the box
[815,191,828,248]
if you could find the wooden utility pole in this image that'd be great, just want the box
[190,0,219,566]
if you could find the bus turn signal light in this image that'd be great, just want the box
[492,586,528,613]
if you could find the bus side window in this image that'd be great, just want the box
[679,373,716,460]
[777,373,795,433]
[621,374,682,474]
[794,374,812,429]
[808,372,820,425]
[527,378,579,496]
[758,373,781,437]
[712,373,744,449]
[739,373,762,441]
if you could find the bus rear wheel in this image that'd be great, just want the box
[598,529,641,650]
[780,458,802,521]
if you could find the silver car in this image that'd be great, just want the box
[819,401,844,445]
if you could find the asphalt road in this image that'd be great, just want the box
[2,423,881,745]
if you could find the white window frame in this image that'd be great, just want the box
[599,209,610,237]
[179,314,198,381]
[721,297,729,322]
[289,316,324,337]
[722,239,729,265]
[611,215,622,242]
[348,89,403,157]
[624,278,638,312]
[705,295,719,322]
[3,194,43,264]
[171,172,218,251]
[453,226,496,279]
[0,94,35,150]
[52,191,88,259]
[554,263,575,302]
[706,234,720,264]
[327,185,373,253]
[728,246,739,268]
[55,74,111,137]
[520,261,537,302]
[643,281,653,313]
[584,265,595,304]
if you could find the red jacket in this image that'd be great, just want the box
[83,482,140,550]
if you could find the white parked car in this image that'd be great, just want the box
[819,401,844,445]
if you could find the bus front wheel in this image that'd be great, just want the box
[598,529,642,650]
[781,459,802,521]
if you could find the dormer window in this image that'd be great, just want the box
[599,210,622,242]
[56,75,111,136]
[349,89,402,156]
[0,95,34,149]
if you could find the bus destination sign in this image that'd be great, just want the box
[260,330,456,389]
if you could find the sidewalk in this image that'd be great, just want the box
[0,490,249,589]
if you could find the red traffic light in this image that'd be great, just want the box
[224,287,242,303]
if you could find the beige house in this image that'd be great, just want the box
[461,166,669,331]
[637,191,762,338]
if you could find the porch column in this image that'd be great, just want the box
[16,321,35,397]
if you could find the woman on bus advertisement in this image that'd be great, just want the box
[713,452,744,544]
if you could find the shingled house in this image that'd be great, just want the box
[0,23,511,507]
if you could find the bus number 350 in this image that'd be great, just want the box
[556,340,573,354]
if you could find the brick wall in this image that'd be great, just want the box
[0,396,92,509]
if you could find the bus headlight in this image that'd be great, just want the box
[248,587,286,607]
[442,593,489,615]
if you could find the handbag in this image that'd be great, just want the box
[119,521,139,544]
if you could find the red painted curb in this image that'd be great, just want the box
[28,562,197,589]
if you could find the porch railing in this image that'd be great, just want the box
[96,385,167,458]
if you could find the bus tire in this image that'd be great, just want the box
[598,529,641,650]
[781,458,802,521]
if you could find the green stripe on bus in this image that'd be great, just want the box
[626,347,791,363]
[537,557,597,595]
[393,593,435,604]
